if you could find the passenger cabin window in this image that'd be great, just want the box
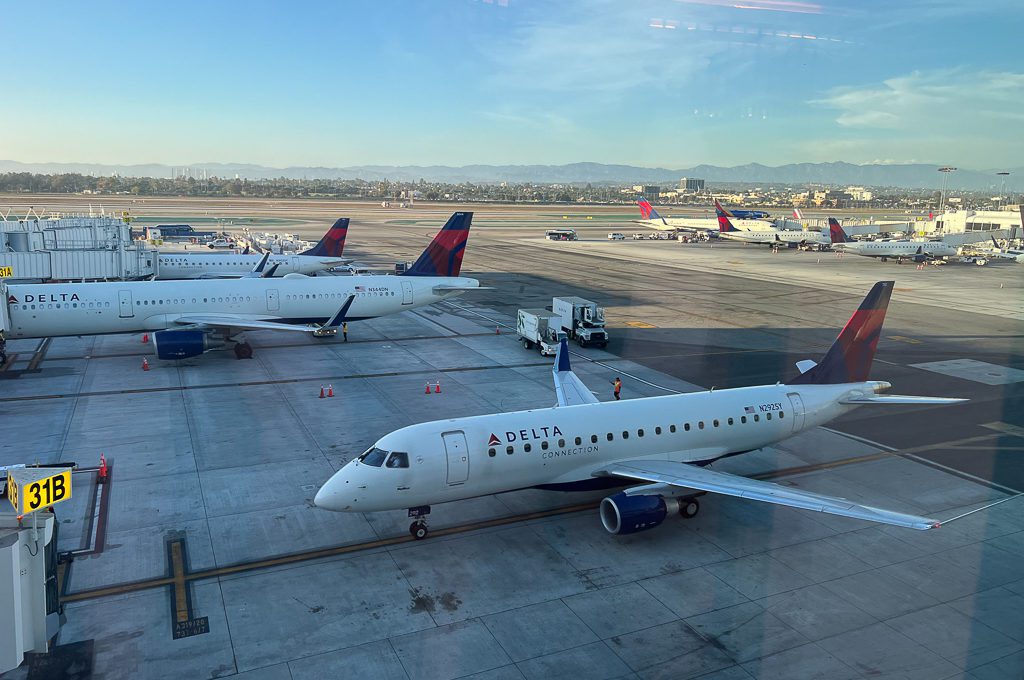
[524,443,532,453]
[541,441,549,450]
[386,452,409,468]
[488,448,496,457]
[766,413,772,421]
[728,418,734,425]
[575,437,582,445]
[506,446,514,455]
[670,425,676,433]
[359,447,389,467]
[754,414,760,422]
[638,429,644,437]
[655,427,662,435]
[684,423,691,432]
[741,416,747,424]
[607,433,614,441]
[591,435,598,443]
[779,411,784,419]
[713,420,720,428]
[622,431,629,439]
[698,421,705,430]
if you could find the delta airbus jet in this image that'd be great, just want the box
[717,201,828,248]
[2,212,481,360]
[315,282,964,539]
[828,218,957,262]
[155,218,350,279]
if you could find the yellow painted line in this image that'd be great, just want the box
[982,422,1024,439]
[887,335,922,344]
[626,321,658,328]
[171,541,189,623]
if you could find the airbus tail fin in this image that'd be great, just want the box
[715,200,739,233]
[637,197,666,224]
[789,281,894,385]
[402,212,473,277]
[301,218,350,257]
[828,218,852,244]
[793,208,803,220]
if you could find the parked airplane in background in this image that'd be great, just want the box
[155,218,350,279]
[716,202,828,248]
[316,281,963,540]
[829,218,957,262]
[715,201,771,220]
[2,212,481,360]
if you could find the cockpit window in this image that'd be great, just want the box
[358,447,389,467]
[386,452,409,469]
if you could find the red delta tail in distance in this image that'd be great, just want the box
[301,218,349,258]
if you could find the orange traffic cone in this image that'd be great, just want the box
[434,381,441,393]
[425,382,432,394]
[142,333,149,344]
[142,358,150,371]
[327,384,334,398]
[319,385,325,399]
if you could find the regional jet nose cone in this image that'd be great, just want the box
[313,474,350,512]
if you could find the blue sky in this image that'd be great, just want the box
[3,0,1021,169]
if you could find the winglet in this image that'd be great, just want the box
[402,212,473,277]
[789,281,894,385]
[250,251,271,276]
[324,295,356,328]
[555,336,571,373]
[301,218,350,257]
[262,262,281,278]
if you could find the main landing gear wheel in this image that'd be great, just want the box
[234,342,254,359]
[680,498,700,519]
[409,521,429,540]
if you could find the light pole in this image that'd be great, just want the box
[997,171,1010,210]
[938,167,957,212]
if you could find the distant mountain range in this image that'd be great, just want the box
[0,159,1019,191]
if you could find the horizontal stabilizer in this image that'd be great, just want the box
[795,360,817,374]
[552,337,600,407]
[432,285,492,292]
[840,395,967,405]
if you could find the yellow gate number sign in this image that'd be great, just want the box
[0,265,13,278]
[7,468,72,515]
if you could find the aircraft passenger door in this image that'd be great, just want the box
[401,280,414,305]
[266,289,279,312]
[118,290,134,318]
[290,256,299,273]
[441,431,469,485]
[786,392,805,432]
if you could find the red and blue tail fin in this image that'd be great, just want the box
[301,218,349,257]
[403,212,473,277]
[714,199,739,233]
[789,281,894,385]
[637,196,664,222]
[828,218,852,244]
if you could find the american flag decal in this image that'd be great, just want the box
[354,286,365,292]
[744,406,755,414]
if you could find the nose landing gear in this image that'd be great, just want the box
[408,505,431,540]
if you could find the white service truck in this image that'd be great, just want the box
[517,309,561,356]
[552,296,609,348]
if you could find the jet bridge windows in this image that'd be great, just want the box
[358,447,389,467]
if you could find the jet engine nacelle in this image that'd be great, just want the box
[600,492,682,535]
[152,330,224,360]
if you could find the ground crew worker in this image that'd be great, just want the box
[342,322,348,342]
[613,377,622,400]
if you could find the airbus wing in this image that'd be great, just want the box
[599,459,940,530]
[173,295,356,334]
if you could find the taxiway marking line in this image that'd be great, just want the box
[170,541,189,624]
[26,338,51,371]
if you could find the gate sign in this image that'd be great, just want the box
[7,468,72,515]
[0,265,13,278]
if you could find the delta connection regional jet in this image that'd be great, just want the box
[316,282,965,540]
[2,212,481,360]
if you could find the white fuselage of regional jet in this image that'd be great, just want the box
[835,240,958,259]
[637,217,777,232]
[4,274,477,339]
[321,382,864,512]
[155,252,339,279]
[721,228,828,246]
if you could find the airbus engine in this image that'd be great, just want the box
[600,492,682,535]
[152,330,223,360]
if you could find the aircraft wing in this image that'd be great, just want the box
[552,337,600,407]
[173,295,356,334]
[839,395,966,405]
[600,459,940,530]
[173,315,326,333]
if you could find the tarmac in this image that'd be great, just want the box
[1,199,1022,679]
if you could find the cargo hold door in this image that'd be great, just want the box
[441,431,469,485]
[118,290,134,318]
